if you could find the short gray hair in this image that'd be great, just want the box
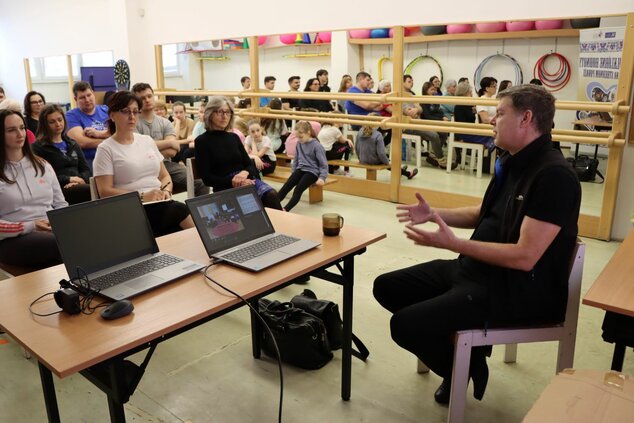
[378,79,391,92]
[455,81,472,97]
[445,79,457,88]
[204,96,235,131]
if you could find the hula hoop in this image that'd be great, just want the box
[474,54,523,90]
[533,52,571,92]
[404,55,443,85]
[377,56,392,81]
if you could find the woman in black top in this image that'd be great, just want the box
[298,78,333,112]
[32,104,92,204]
[452,82,495,151]
[23,91,46,134]
[194,96,282,209]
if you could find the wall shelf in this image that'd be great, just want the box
[348,28,580,45]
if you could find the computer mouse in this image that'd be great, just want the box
[101,300,134,320]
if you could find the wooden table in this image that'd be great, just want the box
[583,228,634,370]
[0,209,385,422]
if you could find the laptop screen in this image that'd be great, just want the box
[186,186,275,256]
[47,192,158,279]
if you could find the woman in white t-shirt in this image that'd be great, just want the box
[245,120,276,175]
[475,77,498,124]
[93,91,194,237]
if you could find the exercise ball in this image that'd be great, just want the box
[535,20,564,30]
[570,18,600,29]
[421,25,446,35]
[388,27,414,38]
[258,36,267,46]
[279,34,296,45]
[348,29,371,39]
[406,26,420,35]
[476,22,506,33]
[370,28,390,38]
[506,21,535,31]
[317,32,332,43]
[447,24,473,34]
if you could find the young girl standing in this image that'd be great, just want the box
[245,120,276,175]
[278,121,328,211]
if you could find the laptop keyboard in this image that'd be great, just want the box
[221,235,299,263]
[89,255,184,291]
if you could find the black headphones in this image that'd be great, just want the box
[54,279,82,315]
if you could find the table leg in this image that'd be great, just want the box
[106,361,127,423]
[38,361,61,423]
[341,255,354,401]
[249,299,262,359]
[611,343,626,371]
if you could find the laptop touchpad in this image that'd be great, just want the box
[126,275,163,289]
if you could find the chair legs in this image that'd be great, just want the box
[448,333,473,423]
[503,343,518,363]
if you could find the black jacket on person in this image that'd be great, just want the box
[32,137,91,186]
[299,98,333,113]
[470,134,581,326]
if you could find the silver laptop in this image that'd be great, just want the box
[47,192,204,300]
[186,186,320,271]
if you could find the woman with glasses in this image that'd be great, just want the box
[194,96,283,210]
[93,91,194,236]
[23,91,46,134]
[476,77,498,124]
[0,109,66,272]
[32,104,91,204]
[298,78,333,112]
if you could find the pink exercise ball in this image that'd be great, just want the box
[258,36,267,46]
[349,29,371,39]
[447,24,473,34]
[506,21,535,31]
[476,22,507,33]
[317,32,332,43]
[279,34,296,45]
[535,20,564,30]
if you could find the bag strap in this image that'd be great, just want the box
[351,333,370,361]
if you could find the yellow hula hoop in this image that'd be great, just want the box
[404,55,443,85]
[378,56,392,81]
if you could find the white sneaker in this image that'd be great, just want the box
[333,169,345,175]
[344,171,354,177]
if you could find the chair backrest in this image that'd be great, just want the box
[89,177,100,200]
[563,239,585,329]
[186,157,199,199]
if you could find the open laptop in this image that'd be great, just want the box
[185,185,320,271]
[47,192,204,301]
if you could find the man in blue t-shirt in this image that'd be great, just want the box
[344,71,383,117]
[66,81,110,169]
[260,76,277,107]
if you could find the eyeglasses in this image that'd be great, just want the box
[118,108,140,116]
[30,99,44,105]
[213,110,232,116]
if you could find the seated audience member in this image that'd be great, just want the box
[260,76,276,107]
[93,91,194,236]
[355,116,417,179]
[373,84,581,406]
[316,69,331,92]
[317,113,353,176]
[429,75,442,96]
[172,101,195,162]
[154,100,170,119]
[476,77,498,124]
[453,82,495,151]
[132,82,208,197]
[245,120,276,175]
[277,121,328,211]
[421,82,453,167]
[261,99,288,154]
[183,101,207,159]
[440,79,457,119]
[194,96,282,210]
[376,80,393,117]
[285,120,321,158]
[403,74,416,95]
[66,81,110,170]
[281,76,301,111]
[23,91,46,134]
[345,72,383,121]
[337,74,353,111]
[32,104,91,205]
[0,99,36,144]
[529,78,543,86]
[498,80,512,93]
[234,76,251,107]
[299,78,333,112]
[0,110,67,271]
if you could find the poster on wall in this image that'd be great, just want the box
[577,27,623,130]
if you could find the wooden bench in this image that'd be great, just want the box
[275,153,293,167]
[327,160,390,181]
[263,169,337,204]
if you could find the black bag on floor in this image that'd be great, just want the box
[258,298,333,369]
[291,289,369,361]
[567,155,604,182]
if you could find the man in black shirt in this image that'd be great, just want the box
[316,69,330,92]
[373,85,580,405]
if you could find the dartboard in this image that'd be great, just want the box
[114,60,130,90]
